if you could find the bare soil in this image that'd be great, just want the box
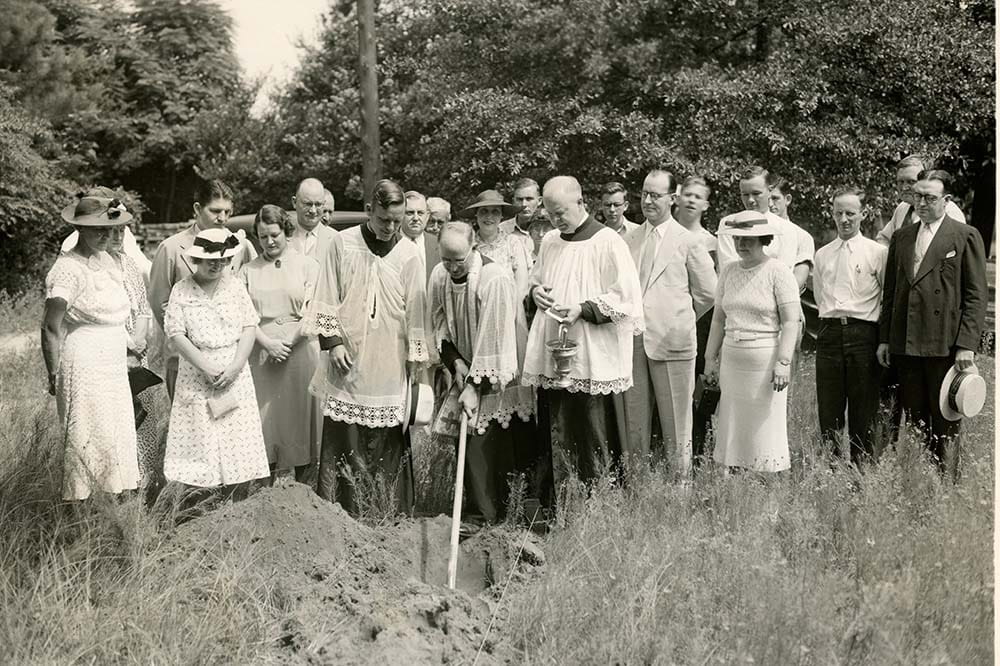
[169,484,542,664]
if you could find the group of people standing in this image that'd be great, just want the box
[41,155,988,519]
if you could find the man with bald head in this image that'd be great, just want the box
[623,169,716,477]
[402,190,441,283]
[522,176,643,486]
[429,221,536,522]
[321,189,336,227]
[290,177,338,260]
[426,197,451,236]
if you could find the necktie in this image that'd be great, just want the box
[832,240,853,307]
[304,231,316,257]
[639,227,657,288]
[913,222,933,276]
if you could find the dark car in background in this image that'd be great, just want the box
[226,210,368,254]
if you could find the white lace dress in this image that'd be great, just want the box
[46,252,139,500]
[163,275,269,487]
[521,227,644,394]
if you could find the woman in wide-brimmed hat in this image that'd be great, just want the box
[42,195,140,500]
[162,227,269,492]
[460,190,533,298]
[703,210,800,473]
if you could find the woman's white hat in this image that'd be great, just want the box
[185,228,241,260]
[939,365,987,421]
[718,210,784,237]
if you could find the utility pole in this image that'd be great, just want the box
[357,0,382,199]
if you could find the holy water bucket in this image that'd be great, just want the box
[545,322,578,389]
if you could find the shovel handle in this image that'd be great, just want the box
[447,411,469,589]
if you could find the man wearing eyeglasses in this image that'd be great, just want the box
[622,170,716,478]
[877,170,986,476]
[600,182,639,235]
[876,156,966,248]
[429,221,538,522]
[290,178,338,260]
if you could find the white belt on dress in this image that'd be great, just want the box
[726,330,779,342]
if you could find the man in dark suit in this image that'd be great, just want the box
[876,170,987,473]
[402,190,441,284]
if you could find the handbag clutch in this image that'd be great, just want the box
[207,388,239,419]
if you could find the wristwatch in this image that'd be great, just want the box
[776,359,791,366]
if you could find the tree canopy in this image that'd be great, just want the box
[250,0,994,239]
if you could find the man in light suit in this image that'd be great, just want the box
[877,170,987,474]
[289,178,338,261]
[623,170,717,478]
[402,190,440,284]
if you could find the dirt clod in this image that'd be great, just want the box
[170,484,527,664]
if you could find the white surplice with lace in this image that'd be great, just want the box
[430,253,534,434]
[521,226,644,394]
[303,226,430,428]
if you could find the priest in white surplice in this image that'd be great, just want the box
[430,222,536,522]
[522,176,644,484]
[303,179,431,515]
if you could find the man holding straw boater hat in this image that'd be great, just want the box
[877,169,987,477]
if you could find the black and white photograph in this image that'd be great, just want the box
[0,0,994,663]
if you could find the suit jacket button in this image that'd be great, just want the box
[935,289,941,294]
[934,310,940,315]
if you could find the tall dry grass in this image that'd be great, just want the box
[506,360,995,665]
[0,314,280,663]
[0,285,993,664]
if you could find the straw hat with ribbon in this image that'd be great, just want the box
[938,365,987,421]
[61,196,132,227]
[185,228,241,260]
[717,210,783,237]
[459,190,520,220]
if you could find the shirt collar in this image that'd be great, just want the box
[644,216,673,238]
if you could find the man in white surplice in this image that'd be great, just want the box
[522,176,644,485]
[429,222,536,522]
[303,179,430,515]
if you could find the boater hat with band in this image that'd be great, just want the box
[459,190,521,220]
[185,228,241,260]
[61,196,133,227]
[938,365,987,421]
[717,210,783,237]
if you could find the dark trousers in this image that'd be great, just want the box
[318,418,413,516]
[691,308,714,462]
[814,319,881,462]
[893,354,961,473]
[462,417,536,523]
[537,388,625,485]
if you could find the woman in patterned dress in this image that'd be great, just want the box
[42,196,139,500]
[703,211,800,473]
[163,228,269,490]
[460,190,533,300]
[239,205,322,484]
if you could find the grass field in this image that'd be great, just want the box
[0,292,993,664]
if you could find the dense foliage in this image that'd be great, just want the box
[0,0,256,294]
[248,0,994,239]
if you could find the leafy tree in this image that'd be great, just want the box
[262,0,993,241]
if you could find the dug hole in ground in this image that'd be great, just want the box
[168,483,545,664]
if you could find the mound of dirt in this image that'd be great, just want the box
[170,484,542,664]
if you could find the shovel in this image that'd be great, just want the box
[447,410,469,589]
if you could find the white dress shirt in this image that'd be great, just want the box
[913,214,945,276]
[812,233,887,322]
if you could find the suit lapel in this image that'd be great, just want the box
[895,222,917,285]
[912,217,957,284]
